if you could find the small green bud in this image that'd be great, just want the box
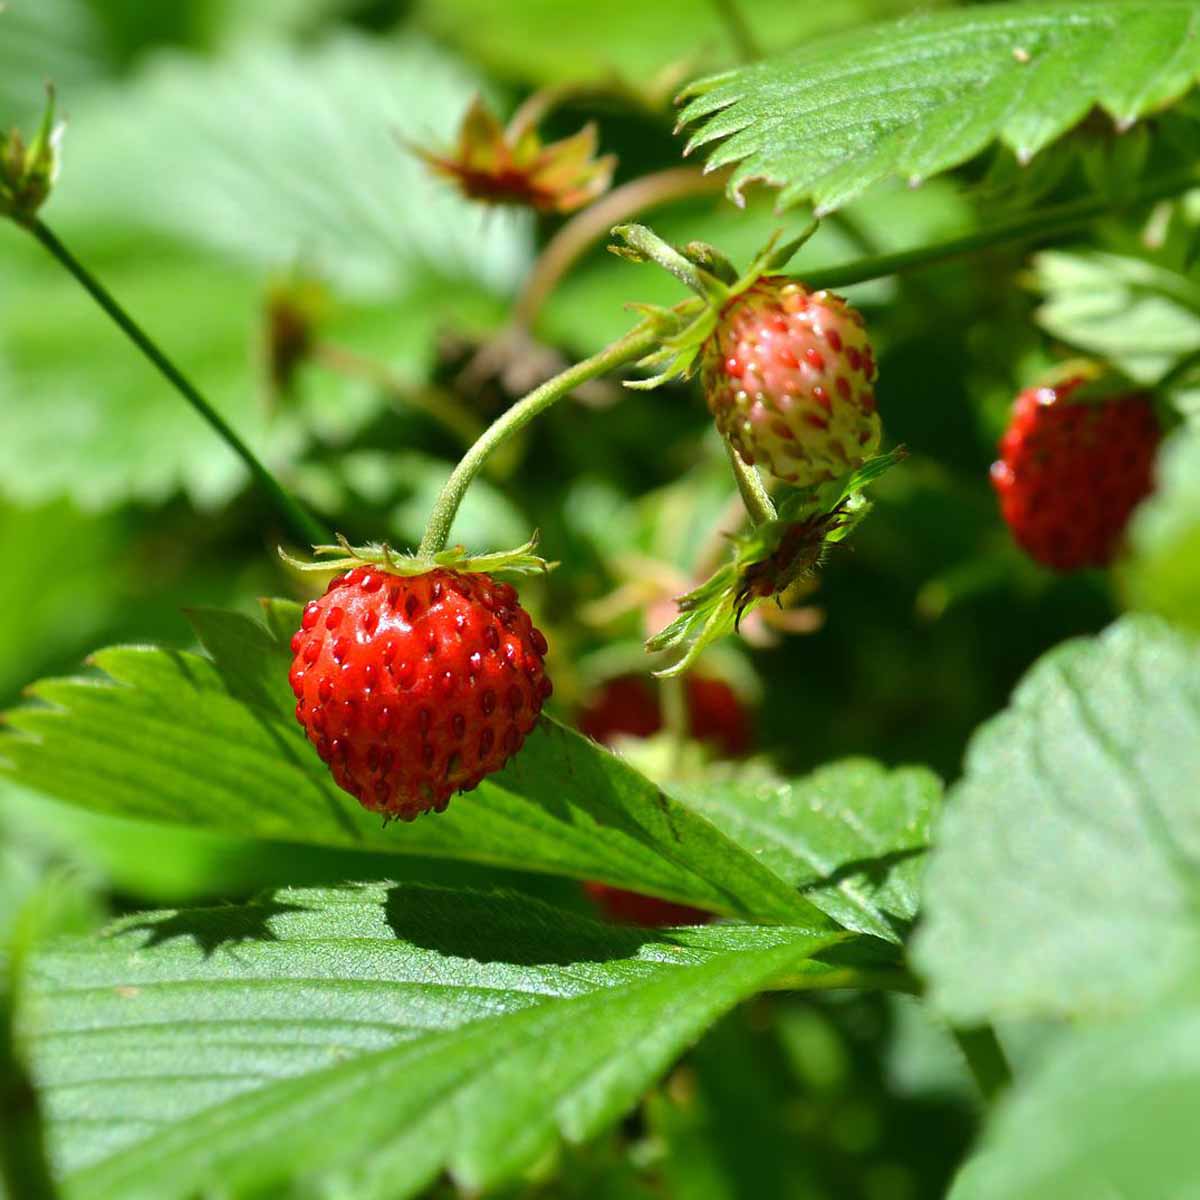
[1,86,64,224]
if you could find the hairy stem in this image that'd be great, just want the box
[725,442,776,525]
[953,1024,1012,1104]
[26,219,329,546]
[418,323,660,556]
[803,168,1200,293]
[514,166,726,327]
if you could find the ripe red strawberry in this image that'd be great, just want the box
[701,277,881,486]
[990,377,1160,571]
[582,882,712,927]
[577,674,751,757]
[288,566,551,820]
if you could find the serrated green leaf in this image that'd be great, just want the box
[950,995,1200,1200]
[23,883,840,1199]
[678,1,1200,213]
[676,760,942,943]
[1123,428,1200,631]
[1032,249,1200,384]
[914,616,1200,1023]
[0,603,826,926]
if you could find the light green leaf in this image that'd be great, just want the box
[676,760,943,943]
[0,0,111,126]
[49,35,530,300]
[1032,249,1200,384]
[25,883,841,1199]
[0,236,506,511]
[914,616,1200,1023]
[1123,428,1200,631]
[415,0,943,91]
[678,1,1200,213]
[1,603,824,925]
[950,995,1200,1200]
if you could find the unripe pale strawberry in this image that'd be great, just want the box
[288,566,551,820]
[701,277,881,486]
[991,377,1160,571]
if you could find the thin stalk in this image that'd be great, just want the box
[661,673,690,772]
[725,442,776,525]
[25,219,329,546]
[418,322,660,556]
[953,1025,1012,1105]
[711,0,762,60]
[803,168,1200,293]
[513,166,725,328]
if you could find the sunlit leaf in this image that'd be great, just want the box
[25,883,841,1199]
[678,1,1200,212]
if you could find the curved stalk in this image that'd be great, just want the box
[26,219,329,546]
[803,168,1200,293]
[513,166,726,328]
[418,322,660,556]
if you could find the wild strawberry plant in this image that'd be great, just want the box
[2,2,1200,1198]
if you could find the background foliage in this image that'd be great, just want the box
[3,1,1200,1197]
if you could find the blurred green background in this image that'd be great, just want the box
[1,1,1172,1195]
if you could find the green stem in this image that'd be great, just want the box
[25,219,330,546]
[711,0,761,60]
[613,223,724,301]
[802,168,1200,293]
[724,442,776,525]
[418,323,660,556]
[953,1024,1012,1105]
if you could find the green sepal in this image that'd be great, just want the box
[646,449,906,677]
[279,532,556,583]
[1,85,64,224]
[616,222,821,393]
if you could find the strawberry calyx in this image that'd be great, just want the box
[280,531,556,584]
[646,449,906,676]
[611,222,819,390]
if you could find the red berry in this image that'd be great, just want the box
[582,882,712,927]
[577,674,751,758]
[289,567,551,820]
[701,277,881,486]
[991,378,1160,571]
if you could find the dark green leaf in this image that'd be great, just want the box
[25,883,841,1199]
[914,616,1200,1022]
[678,1,1200,212]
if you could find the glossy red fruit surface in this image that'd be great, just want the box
[991,378,1160,571]
[577,675,751,757]
[582,882,712,927]
[288,567,551,820]
[701,276,881,486]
